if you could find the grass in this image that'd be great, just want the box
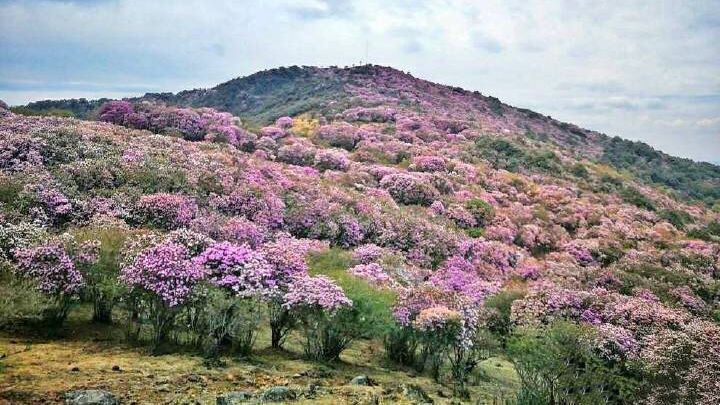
[0,304,518,403]
[0,249,518,403]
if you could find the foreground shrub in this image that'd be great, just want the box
[0,265,54,327]
[182,286,263,357]
[13,243,85,325]
[507,322,642,405]
[70,225,128,323]
[640,320,720,404]
[283,275,353,361]
[121,242,206,349]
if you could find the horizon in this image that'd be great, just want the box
[0,0,718,162]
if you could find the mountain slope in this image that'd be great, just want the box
[17,64,720,206]
[2,65,720,403]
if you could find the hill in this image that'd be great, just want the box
[2,66,719,403]
[19,65,720,207]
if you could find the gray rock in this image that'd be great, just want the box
[216,391,253,405]
[259,386,296,402]
[349,375,373,386]
[64,390,119,405]
[401,384,433,404]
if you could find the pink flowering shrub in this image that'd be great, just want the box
[413,305,461,331]
[284,275,352,312]
[283,275,356,361]
[134,193,198,229]
[380,173,438,206]
[194,241,274,297]
[409,155,446,172]
[259,125,285,140]
[121,241,206,347]
[121,242,205,308]
[98,101,134,125]
[221,216,267,247]
[343,106,396,123]
[640,320,720,404]
[258,235,317,348]
[275,116,294,129]
[0,135,45,171]
[13,243,84,324]
[349,263,396,288]
[277,143,316,166]
[313,148,350,171]
[316,123,362,151]
[209,187,284,228]
[351,243,385,264]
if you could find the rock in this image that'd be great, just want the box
[111,365,122,372]
[216,391,253,405]
[157,384,171,393]
[259,386,296,402]
[400,385,433,404]
[70,366,80,372]
[349,375,374,386]
[64,390,119,405]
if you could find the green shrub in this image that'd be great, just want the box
[70,225,128,323]
[687,221,720,242]
[507,322,642,405]
[0,266,54,328]
[484,290,526,343]
[465,198,494,226]
[620,186,655,211]
[181,287,263,358]
[659,209,693,230]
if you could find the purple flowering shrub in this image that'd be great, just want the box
[283,275,356,360]
[380,173,439,206]
[121,241,206,346]
[13,243,84,324]
[134,193,198,230]
[194,241,274,297]
[98,101,249,145]
[313,149,350,172]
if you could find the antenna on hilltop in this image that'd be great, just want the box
[365,39,369,64]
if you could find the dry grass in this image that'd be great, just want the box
[0,306,518,404]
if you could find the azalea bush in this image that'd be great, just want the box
[283,275,354,361]
[120,241,206,349]
[13,243,85,325]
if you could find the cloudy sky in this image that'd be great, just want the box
[1,0,718,162]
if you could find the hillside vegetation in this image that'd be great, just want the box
[1,66,719,404]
